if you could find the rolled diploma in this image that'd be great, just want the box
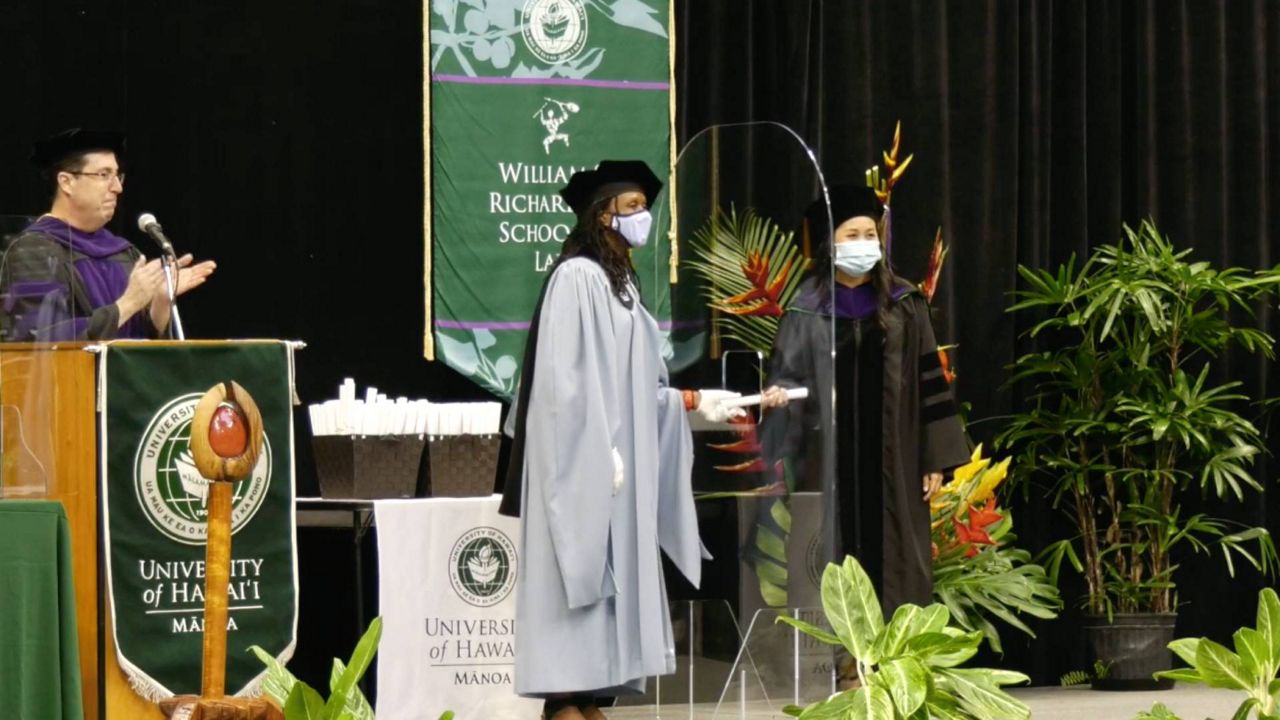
[721,387,809,408]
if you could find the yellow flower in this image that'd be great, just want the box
[967,456,1008,502]
[952,455,991,487]
[969,457,1011,505]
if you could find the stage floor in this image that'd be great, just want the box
[607,685,1239,719]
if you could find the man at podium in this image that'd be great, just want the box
[0,128,215,341]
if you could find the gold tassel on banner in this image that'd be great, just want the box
[667,0,679,285]
[422,0,435,360]
[709,126,721,359]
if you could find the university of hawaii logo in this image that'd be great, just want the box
[521,0,588,65]
[806,533,824,589]
[133,393,272,545]
[449,526,517,607]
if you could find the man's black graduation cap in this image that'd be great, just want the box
[30,128,126,170]
[559,160,663,215]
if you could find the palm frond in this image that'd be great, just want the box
[686,206,811,354]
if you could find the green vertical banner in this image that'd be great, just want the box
[100,341,297,699]
[426,0,675,399]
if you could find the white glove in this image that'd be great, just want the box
[695,389,747,423]
[611,446,624,495]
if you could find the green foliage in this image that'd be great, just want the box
[1147,587,1280,720]
[754,499,790,606]
[777,556,1030,720]
[998,220,1280,615]
[250,617,455,720]
[1058,661,1111,688]
[685,206,810,353]
[1134,703,1183,720]
[1059,670,1090,687]
[932,510,1061,652]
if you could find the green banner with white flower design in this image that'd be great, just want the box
[425,0,674,399]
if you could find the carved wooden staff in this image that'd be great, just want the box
[161,382,283,720]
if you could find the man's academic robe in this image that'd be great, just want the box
[0,216,154,341]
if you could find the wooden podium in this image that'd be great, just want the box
[3,342,189,720]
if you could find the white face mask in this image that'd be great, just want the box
[611,208,653,248]
[833,239,882,277]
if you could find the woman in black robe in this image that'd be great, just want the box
[760,185,969,614]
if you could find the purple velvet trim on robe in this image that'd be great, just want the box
[792,280,913,320]
[18,217,151,339]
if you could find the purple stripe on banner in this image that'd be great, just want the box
[435,320,532,330]
[658,320,707,331]
[433,74,670,91]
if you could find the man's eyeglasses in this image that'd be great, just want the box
[68,170,125,184]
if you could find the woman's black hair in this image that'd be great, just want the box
[559,195,637,308]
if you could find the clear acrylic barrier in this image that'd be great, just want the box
[620,122,837,718]
[0,214,88,499]
[714,606,836,718]
[610,601,835,719]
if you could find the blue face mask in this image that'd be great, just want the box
[833,239,882,277]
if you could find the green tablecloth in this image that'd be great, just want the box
[0,499,84,720]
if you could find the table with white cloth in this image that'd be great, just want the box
[374,495,541,720]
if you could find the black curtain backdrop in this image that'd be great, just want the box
[677,0,1280,682]
[3,0,1278,688]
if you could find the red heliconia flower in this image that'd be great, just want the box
[938,348,955,384]
[720,253,795,317]
[715,457,767,473]
[921,228,947,304]
[708,436,762,454]
[968,500,1003,530]
[953,515,996,558]
[709,413,762,454]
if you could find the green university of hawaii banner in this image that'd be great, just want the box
[425,0,676,398]
[100,341,298,699]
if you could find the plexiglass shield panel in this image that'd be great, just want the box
[623,122,838,717]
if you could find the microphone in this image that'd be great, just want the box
[137,213,176,255]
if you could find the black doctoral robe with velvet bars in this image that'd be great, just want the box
[763,281,969,613]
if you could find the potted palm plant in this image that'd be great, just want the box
[998,220,1280,689]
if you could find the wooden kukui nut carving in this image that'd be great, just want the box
[190,381,264,483]
[161,381,281,720]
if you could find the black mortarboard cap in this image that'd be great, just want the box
[806,184,883,230]
[559,160,663,215]
[30,128,126,170]
[800,183,885,258]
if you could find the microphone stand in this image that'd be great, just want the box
[160,250,185,340]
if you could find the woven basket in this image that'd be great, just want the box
[312,434,426,499]
[425,435,499,497]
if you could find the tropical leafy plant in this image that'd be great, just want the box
[250,617,455,720]
[1133,587,1280,720]
[777,556,1031,720]
[930,446,1061,652]
[685,206,809,354]
[998,220,1280,617]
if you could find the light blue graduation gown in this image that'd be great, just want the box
[511,257,707,697]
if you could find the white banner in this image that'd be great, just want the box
[375,495,540,720]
